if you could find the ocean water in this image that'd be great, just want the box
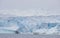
[0,15,60,35]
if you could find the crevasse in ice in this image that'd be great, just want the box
[0,16,60,34]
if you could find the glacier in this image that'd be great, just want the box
[0,9,60,34]
[0,15,60,34]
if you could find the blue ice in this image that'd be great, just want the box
[0,16,60,34]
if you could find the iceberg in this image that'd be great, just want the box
[0,14,60,34]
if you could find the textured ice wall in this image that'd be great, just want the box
[0,16,60,34]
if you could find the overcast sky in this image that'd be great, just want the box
[0,0,60,16]
[0,0,60,10]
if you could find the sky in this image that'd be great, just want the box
[0,0,60,16]
[0,0,60,10]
